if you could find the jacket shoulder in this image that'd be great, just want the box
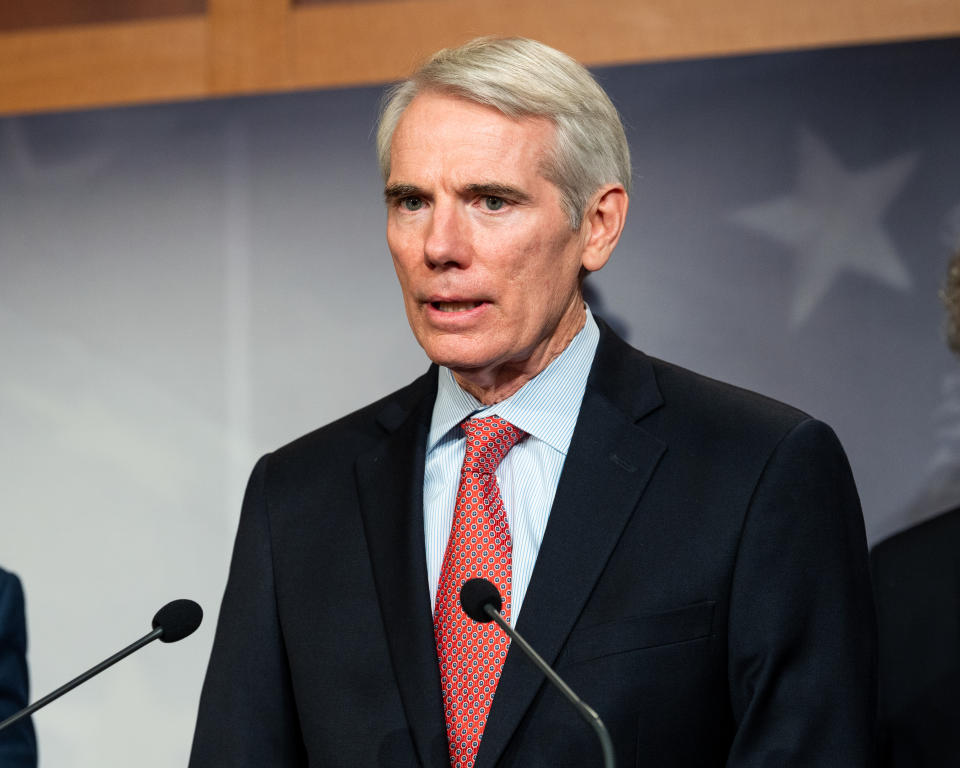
[593,317,813,440]
[871,505,960,570]
[649,354,811,435]
[260,367,436,475]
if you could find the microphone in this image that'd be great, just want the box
[460,578,616,768]
[0,598,202,733]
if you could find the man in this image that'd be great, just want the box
[871,249,960,766]
[190,38,876,767]
[0,567,37,768]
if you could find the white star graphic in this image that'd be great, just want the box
[732,128,918,326]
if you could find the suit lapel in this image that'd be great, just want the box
[476,324,667,768]
[356,370,450,768]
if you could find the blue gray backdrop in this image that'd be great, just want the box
[1,37,958,767]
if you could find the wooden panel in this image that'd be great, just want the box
[0,0,958,116]
[207,0,290,93]
[288,0,960,88]
[294,0,388,5]
[0,1,205,33]
[0,18,206,114]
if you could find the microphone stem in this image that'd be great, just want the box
[484,605,616,768]
[0,626,163,733]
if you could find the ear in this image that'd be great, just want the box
[580,184,628,273]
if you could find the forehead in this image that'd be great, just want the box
[387,91,555,184]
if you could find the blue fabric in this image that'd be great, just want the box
[0,567,37,768]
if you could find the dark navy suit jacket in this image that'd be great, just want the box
[0,568,37,768]
[190,320,876,766]
[872,507,960,766]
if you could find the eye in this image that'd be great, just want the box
[483,196,507,211]
[400,197,424,211]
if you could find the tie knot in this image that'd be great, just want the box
[461,416,526,475]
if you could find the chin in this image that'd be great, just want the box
[425,352,493,372]
[419,339,499,372]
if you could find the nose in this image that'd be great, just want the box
[423,201,471,268]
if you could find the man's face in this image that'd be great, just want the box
[386,91,596,397]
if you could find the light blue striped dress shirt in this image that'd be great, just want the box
[423,308,600,625]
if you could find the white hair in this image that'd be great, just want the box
[376,37,631,230]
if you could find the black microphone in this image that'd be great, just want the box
[0,598,202,733]
[460,578,616,768]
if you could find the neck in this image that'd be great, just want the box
[452,306,586,406]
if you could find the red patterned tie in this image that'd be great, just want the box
[434,416,527,768]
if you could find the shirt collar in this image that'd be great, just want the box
[427,307,599,456]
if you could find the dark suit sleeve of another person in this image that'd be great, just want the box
[724,418,877,765]
[871,508,960,767]
[0,568,38,768]
[189,455,308,767]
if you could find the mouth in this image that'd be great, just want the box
[430,300,486,313]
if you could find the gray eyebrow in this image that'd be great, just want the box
[383,182,532,205]
[465,183,531,203]
[384,183,421,203]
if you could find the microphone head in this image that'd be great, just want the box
[460,578,502,623]
[152,599,203,643]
